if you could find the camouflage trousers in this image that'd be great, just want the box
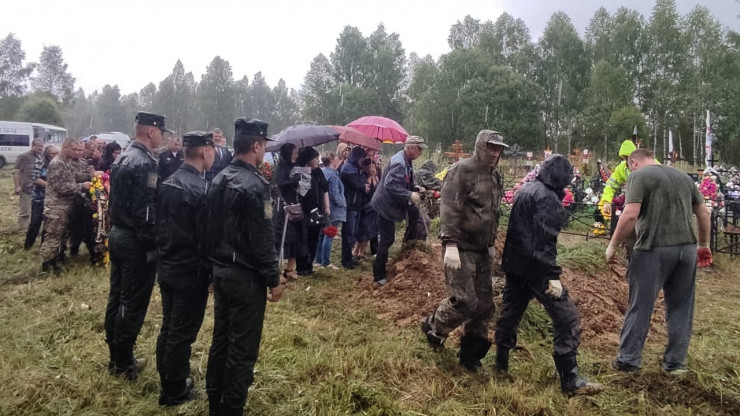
[430,249,494,340]
[40,202,72,263]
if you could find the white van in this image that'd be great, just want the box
[0,121,68,169]
[92,132,131,149]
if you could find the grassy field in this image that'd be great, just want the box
[0,168,739,416]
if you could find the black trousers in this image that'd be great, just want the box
[24,200,44,249]
[69,196,95,257]
[206,265,267,413]
[372,205,420,281]
[495,275,581,357]
[104,226,156,366]
[156,272,210,388]
[297,223,321,274]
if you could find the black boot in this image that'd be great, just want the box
[495,347,510,373]
[42,259,62,275]
[553,354,604,396]
[107,343,117,374]
[208,394,223,416]
[420,313,445,350]
[112,344,147,381]
[159,377,198,406]
[458,335,492,372]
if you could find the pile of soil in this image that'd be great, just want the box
[563,265,665,349]
[356,242,447,327]
[355,235,666,350]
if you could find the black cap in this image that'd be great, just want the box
[182,131,215,147]
[234,117,273,140]
[135,111,175,133]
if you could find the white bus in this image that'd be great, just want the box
[0,121,68,168]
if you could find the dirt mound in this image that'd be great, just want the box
[354,236,666,351]
[356,242,447,327]
[563,265,665,349]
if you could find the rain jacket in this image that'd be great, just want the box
[155,163,210,281]
[371,150,414,222]
[600,140,636,204]
[439,135,503,251]
[502,154,573,280]
[109,141,158,251]
[207,158,280,289]
[415,160,443,190]
[340,147,368,211]
[322,166,346,223]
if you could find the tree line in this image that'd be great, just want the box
[1,0,739,164]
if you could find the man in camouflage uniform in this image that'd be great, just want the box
[40,138,92,273]
[421,130,506,372]
[13,138,44,230]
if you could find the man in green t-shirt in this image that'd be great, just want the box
[606,149,712,373]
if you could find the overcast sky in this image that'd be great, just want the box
[5,0,738,95]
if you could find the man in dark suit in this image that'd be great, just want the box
[158,136,184,182]
[205,128,232,182]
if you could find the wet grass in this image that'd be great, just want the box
[0,170,738,415]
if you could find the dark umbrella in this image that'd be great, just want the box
[266,125,340,152]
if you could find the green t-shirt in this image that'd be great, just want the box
[625,164,704,250]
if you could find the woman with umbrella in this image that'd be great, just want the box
[274,143,304,280]
[295,146,329,276]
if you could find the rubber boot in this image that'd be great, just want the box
[113,343,146,380]
[553,354,604,396]
[458,335,492,372]
[208,394,223,416]
[495,347,510,373]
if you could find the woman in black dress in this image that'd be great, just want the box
[296,146,329,276]
[274,143,302,280]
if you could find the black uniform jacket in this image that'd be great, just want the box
[156,163,210,281]
[109,142,158,251]
[207,158,280,288]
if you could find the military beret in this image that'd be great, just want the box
[135,111,174,133]
[182,131,214,147]
[234,117,273,140]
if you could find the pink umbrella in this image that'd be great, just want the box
[331,126,381,151]
[347,116,408,144]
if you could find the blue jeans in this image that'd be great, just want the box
[315,220,340,266]
[341,210,361,266]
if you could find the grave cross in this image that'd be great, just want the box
[444,140,470,162]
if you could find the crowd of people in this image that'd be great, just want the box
[9,111,715,413]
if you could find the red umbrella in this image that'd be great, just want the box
[331,126,381,151]
[347,116,409,144]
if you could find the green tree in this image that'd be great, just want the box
[366,24,406,119]
[64,88,92,137]
[16,94,63,125]
[448,15,481,49]
[301,54,335,123]
[156,60,196,135]
[0,33,33,97]
[248,72,276,125]
[331,26,369,87]
[197,56,236,136]
[138,83,157,111]
[535,12,590,152]
[272,79,300,133]
[478,12,533,71]
[92,84,127,133]
[31,45,75,103]
[582,60,632,158]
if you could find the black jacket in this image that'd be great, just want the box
[340,159,367,211]
[158,150,183,182]
[109,141,158,251]
[205,146,232,182]
[156,163,209,281]
[207,158,280,288]
[502,154,573,280]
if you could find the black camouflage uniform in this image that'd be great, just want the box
[495,154,601,396]
[421,130,505,371]
[205,118,280,416]
[104,111,174,380]
[155,132,214,405]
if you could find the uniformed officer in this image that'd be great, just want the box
[158,136,184,182]
[155,131,216,406]
[205,118,284,416]
[40,138,92,273]
[104,111,172,380]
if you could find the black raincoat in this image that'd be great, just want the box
[501,154,573,280]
